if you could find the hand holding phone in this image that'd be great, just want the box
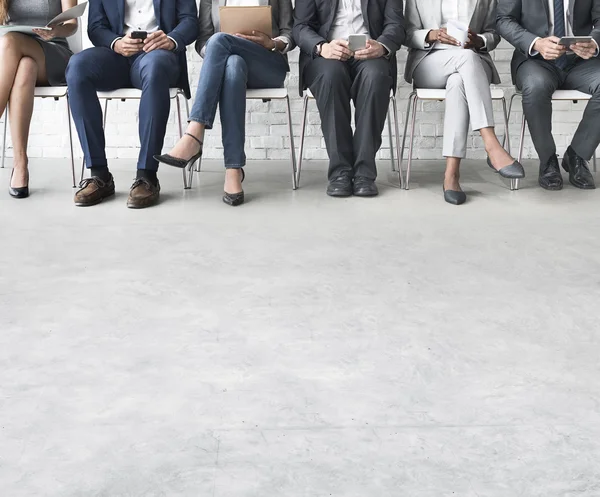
[131,31,148,40]
[348,34,367,52]
[114,33,144,57]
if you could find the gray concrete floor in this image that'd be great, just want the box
[1,159,600,496]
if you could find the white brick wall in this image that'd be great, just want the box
[1,35,595,163]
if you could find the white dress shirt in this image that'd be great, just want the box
[433,0,486,50]
[329,0,369,41]
[529,0,598,56]
[111,0,177,51]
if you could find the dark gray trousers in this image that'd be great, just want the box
[516,57,600,163]
[304,57,393,180]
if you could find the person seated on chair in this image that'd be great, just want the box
[404,0,525,206]
[66,0,198,209]
[155,0,295,207]
[0,0,78,199]
[293,0,405,198]
[497,0,600,191]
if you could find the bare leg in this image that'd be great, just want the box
[224,168,243,195]
[0,33,47,116]
[444,157,462,192]
[9,57,39,188]
[0,33,48,188]
[480,127,515,170]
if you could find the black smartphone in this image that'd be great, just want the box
[131,31,148,40]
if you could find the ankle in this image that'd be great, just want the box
[136,169,158,186]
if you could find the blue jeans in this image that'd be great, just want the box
[67,47,180,171]
[189,33,288,168]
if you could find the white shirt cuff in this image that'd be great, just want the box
[111,37,122,50]
[592,39,600,57]
[529,37,541,56]
[167,36,178,51]
[274,35,291,54]
[477,34,487,49]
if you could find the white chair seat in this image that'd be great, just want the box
[550,90,591,100]
[416,88,505,100]
[246,88,288,99]
[96,88,182,99]
[34,86,68,98]
[305,88,395,99]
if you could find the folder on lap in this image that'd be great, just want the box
[219,6,272,36]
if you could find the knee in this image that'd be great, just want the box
[520,73,554,100]
[206,32,234,50]
[361,66,392,91]
[13,57,38,89]
[0,33,21,55]
[66,51,91,87]
[316,62,350,89]
[224,55,247,80]
[139,53,172,87]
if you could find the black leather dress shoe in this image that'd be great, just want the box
[353,177,379,197]
[326,173,353,197]
[539,155,563,191]
[562,146,596,190]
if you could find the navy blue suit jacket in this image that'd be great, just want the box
[88,0,198,98]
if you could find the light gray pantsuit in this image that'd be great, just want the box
[413,49,495,158]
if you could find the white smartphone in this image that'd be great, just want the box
[348,34,367,52]
[558,36,593,51]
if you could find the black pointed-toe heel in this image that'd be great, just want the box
[9,169,29,199]
[154,133,203,169]
[443,186,467,205]
[223,169,245,207]
[487,157,525,179]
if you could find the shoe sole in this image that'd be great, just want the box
[327,192,352,198]
[74,189,115,207]
[353,191,379,197]
[538,180,563,191]
[127,196,160,209]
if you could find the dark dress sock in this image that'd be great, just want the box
[90,166,111,182]
[136,169,158,186]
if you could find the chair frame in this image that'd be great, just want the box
[400,88,514,190]
[297,89,402,189]
[2,91,77,187]
[189,88,298,191]
[79,88,192,189]
[507,90,597,191]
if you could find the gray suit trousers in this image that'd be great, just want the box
[304,57,393,180]
[413,49,494,158]
[516,57,600,163]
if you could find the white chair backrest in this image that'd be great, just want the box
[67,21,83,54]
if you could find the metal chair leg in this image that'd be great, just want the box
[391,95,403,189]
[296,94,309,188]
[174,94,191,190]
[501,97,511,156]
[285,95,298,190]
[66,97,76,188]
[387,100,395,173]
[405,94,418,190]
[514,113,527,191]
[399,92,415,190]
[2,107,8,168]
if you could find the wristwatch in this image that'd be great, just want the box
[314,41,325,58]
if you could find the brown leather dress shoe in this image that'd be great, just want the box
[74,174,115,207]
[127,178,160,209]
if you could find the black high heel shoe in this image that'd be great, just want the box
[154,133,203,169]
[223,169,245,207]
[9,169,29,199]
